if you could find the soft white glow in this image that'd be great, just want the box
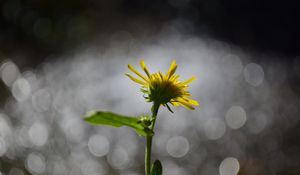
[244,63,264,86]
[26,152,46,174]
[88,134,110,157]
[12,78,31,102]
[222,54,243,78]
[204,118,226,140]
[107,146,129,170]
[163,160,185,175]
[225,106,247,129]
[61,118,84,142]
[80,159,106,175]
[31,89,52,112]
[153,134,169,156]
[0,113,11,137]
[48,157,67,175]
[0,31,294,175]
[0,136,7,156]
[247,111,268,134]
[219,157,240,175]
[15,126,30,148]
[28,122,49,147]
[166,136,190,158]
[0,61,20,87]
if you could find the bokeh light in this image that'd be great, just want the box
[0,60,20,87]
[31,89,52,112]
[225,106,247,129]
[12,78,31,102]
[244,63,265,86]
[166,136,190,158]
[107,146,130,170]
[88,134,110,157]
[204,118,226,140]
[247,111,268,134]
[0,25,299,175]
[25,152,46,174]
[28,121,49,147]
[221,54,243,79]
[0,113,11,138]
[80,159,107,175]
[163,160,185,175]
[219,157,240,175]
[0,136,7,156]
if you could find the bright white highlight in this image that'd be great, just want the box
[12,78,31,102]
[28,122,49,147]
[0,61,20,87]
[0,113,11,137]
[26,152,46,174]
[219,157,240,175]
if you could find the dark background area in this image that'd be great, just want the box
[1,0,300,174]
[1,0,300,65]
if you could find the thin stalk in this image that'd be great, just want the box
[145,136,152,175]
[145,103,160,175]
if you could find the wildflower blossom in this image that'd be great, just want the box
[126,60,199,110]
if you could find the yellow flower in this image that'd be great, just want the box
[126,60,199,111]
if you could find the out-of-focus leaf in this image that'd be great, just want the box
[84,111,153,137]
[151,160,162,175]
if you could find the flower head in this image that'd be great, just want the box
[126,60,199,111]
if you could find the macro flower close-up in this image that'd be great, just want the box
[126,60,199,111]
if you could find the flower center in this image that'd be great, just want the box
[146,74,183,104]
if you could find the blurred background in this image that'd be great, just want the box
[1,0,300,175]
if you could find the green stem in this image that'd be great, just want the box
[145,103,160,175]
[145,136,152,175]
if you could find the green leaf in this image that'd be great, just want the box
[151,160,162,175]
[84,111,153,137]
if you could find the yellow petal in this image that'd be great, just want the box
[166,60,177,79]
[170,101,180,106]
[125,73,147,85]
[140,60,151,77]
[159,72,164,81]
[176,98,196,110]
[128,64,148,82]
[178,101,195,110]
[183,97,199,106]
[182,76,196,85]
[183,92,191,96]
[170,75,180,81]
[150,72,158,81]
